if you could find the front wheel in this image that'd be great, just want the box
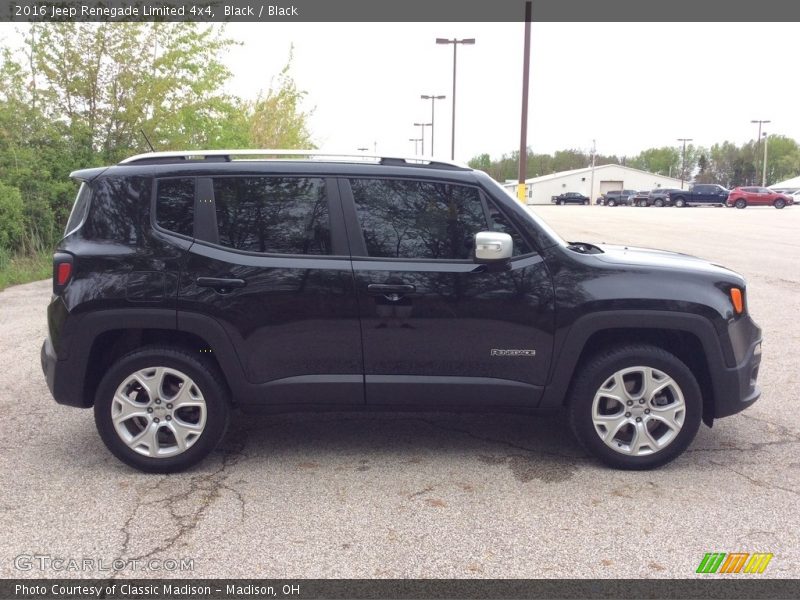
[607,199,617,207]
[674,198,686,207]
[774,198,786,209]
[568,344,702,470]
[94,346,231,473]
[654,199,664,207]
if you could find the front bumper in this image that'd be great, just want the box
[712,336,762,419]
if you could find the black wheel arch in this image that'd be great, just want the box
[539,311,732,427]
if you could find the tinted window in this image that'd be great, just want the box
[486,200,533,256]
[83,176,151,244]
[156,178,194,237]
[213,177,330,255]
[64,183,92,236]
[351,178,488,260]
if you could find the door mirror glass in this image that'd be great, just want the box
[475,231,512,262]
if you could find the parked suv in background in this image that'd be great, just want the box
[727,187,793,209]
[42,150,762,473]
[601,189,638,206]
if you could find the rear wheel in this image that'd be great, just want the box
[568,344,702,469]
[774,198,786,209]
[735,198,747,209]
[558,199,566,205]
[654,199,664,207]
[94,346,230,473]
[607,199,617,207]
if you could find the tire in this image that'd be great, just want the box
[607,199,617,207]
[94,345,231,473]
[774,198,786,209]
[735,198,746,209]
[584,200,589,206]
[567,344,702,470]
[654,199,664,207]
[674,197,686,208]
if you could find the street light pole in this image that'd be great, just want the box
[436,37,475,160]
[516,0,532,205]
[413,122,432,156]
[751,119,770,185]
[677,138,693,189]
[408,138,422,155]
[762,132,769,187]
[421,94,446,156]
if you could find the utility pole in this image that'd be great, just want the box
[589,139,596,204]
[762,132,769,187]
[516,0,532,205]
[677,138,693,189]
[751,119,770,185]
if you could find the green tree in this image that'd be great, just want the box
[248,47,315,149]
[0,181,24,249]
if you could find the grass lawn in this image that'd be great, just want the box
[0,252,50,292]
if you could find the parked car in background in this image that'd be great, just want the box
[668,184,729,207]
[648,188,682,207]
[601,189,638,206]
[551,192,590,205]
[727,187,793,209]
[629,191,651,207]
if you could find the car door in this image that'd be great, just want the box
[174,173,364,404]
[340,176,555,408]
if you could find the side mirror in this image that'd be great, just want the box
[475,231,513,262]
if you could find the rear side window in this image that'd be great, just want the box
[212,176,330,255]
[350,178,488,260]
[64,183,91,236]
[156,178,195,237]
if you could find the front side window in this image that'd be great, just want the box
[350,178,488,260]
[213,177,330,255]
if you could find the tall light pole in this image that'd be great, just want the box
[762,132,769,187]
[409,138,422,155]
[420,94,446,157]
[589,139,596,203]
[516,0,532,205]
[751,119,770,185]
[677,138,693,189]
[413,122,432,156]
[436,37,475,160]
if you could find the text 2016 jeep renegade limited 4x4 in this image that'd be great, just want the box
[41,150,762,473]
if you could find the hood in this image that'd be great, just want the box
[593,244,742,282]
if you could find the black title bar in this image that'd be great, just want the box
[3,0,800,22]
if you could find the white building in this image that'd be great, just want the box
[503,164,686,205]
[770,175,800,192]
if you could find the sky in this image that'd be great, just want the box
[2,21,797,163]
[221,22,798,162]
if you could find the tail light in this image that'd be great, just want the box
[53,253,74,294]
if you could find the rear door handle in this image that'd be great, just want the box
[196,277,247,291]
[367,283,416,295]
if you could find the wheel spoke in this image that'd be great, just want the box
[594,412,629,442]
[170,380,203,409]
[112,393,149,424]
[133,367,165,403]
[642,369,674,404]
[649,397,686,431]
[129,422,161,457]
[168,420,201,451]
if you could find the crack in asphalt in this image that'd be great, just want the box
[709,459,800,498]
[109,424,249,577]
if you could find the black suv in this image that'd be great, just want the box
[41,150,762,473]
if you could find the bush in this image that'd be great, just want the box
[0,181,24,250]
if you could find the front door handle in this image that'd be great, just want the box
[367,283,416,296]
[196,277,247,292]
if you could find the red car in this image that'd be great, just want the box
[727,186,793,209]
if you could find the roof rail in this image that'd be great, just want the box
[118,149,469,170]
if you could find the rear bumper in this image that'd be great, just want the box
[41,337,90,408]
